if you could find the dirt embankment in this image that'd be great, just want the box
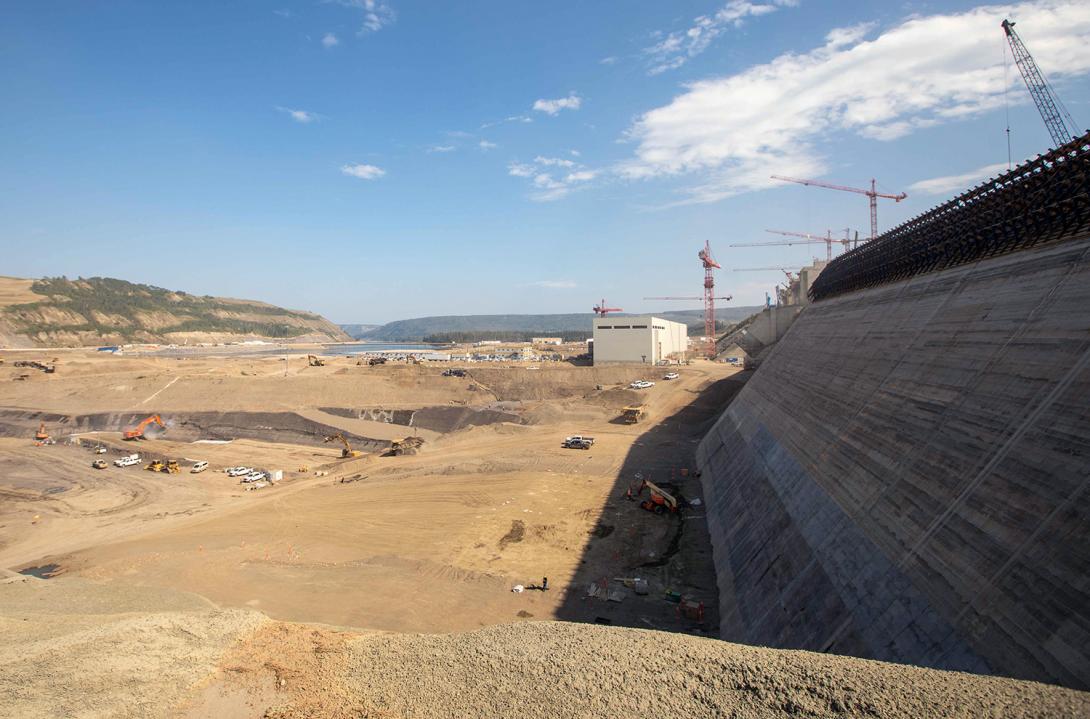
[467,365,652,401]
[319,405,522,433]
[0,408,389,452]
[6,578,1087,719]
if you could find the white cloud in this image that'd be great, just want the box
[508,162,535,178]
[330,0,395,34]
[600,56,618,65]
[533,93,582,116]
[530,280,577,289]
[569,149,581,157]
[620,1,1090,206]
[645,0,798,75]
[322,32,339,48]
[341,163,386,180]
[428,145,456,153]
[479,140,498,150]
[908,162,1010,195]
[509,156,600,201]
[277,106,319,123]
[566,170,597,182]
[480,115,532,129]
[273,9,292,18]
[534,155,576,168]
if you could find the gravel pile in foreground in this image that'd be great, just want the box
[210,620,1089,719]
[3,577,1087,719]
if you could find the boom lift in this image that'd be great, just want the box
[123,414,166,440]
[324,433,362,458]
[631,479,681,515]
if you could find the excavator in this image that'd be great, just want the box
[631,479,680,515]
[34,421,55,446]
[123,414,166,440]
[307,354,326,367]
[323,433,362,458]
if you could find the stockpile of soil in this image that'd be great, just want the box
[192,621,1089,719]
[4,579,1087,718]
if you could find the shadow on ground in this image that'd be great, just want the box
[553,371,751,636]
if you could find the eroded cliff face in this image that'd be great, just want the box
[696,235,1090,689]
[0,276,349,347]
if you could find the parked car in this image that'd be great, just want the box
[630,380,655,389]
[562,436,595,450]
[443,368,467,377]
[242,471,266,483]
[663,372,679,380]
[92,459,108,469]
[190,461,209,474]
[227,466,253,477]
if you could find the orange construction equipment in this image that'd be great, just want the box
[33,421,55,446]
[123,414,166,440]
[629,479,680,515]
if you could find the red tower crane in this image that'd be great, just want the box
[593,299,623,317]
[765,229,853,261]
[732,266,797,280]
[643,241,731,358]
[771,175,907,240]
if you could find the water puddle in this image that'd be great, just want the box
[18,563,62,579]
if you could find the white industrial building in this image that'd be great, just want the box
[592,315,688,365]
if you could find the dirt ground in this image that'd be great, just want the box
[0,351,728,636]
[3,349,1086,717]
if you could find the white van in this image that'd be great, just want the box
[190,461,209,474]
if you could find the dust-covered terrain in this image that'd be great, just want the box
[2,349,1086,717]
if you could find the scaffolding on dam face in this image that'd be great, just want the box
[809,131,1090,302]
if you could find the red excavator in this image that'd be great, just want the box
[123,414,166,441]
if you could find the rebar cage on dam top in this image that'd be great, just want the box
[809,131,1090,302]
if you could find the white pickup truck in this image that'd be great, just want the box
[113,454,140,467]
[562,436,595,450]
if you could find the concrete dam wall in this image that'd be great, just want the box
[696,137,1090,689]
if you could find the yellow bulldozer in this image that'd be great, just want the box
[324,433,362,458]
[145,460,180,474]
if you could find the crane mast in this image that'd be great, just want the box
[1002,19,1079,148]
[771,176,906,240]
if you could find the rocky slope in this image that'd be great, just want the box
[0,276,350,347]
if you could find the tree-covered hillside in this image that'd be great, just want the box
[0,276,349,346]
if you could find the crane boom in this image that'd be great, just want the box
[1002,19,1079,148]
[771,176,907,240]
[730,239,825,247]
[593,298,623,316]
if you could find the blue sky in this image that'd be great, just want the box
[3,1,1089,323]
